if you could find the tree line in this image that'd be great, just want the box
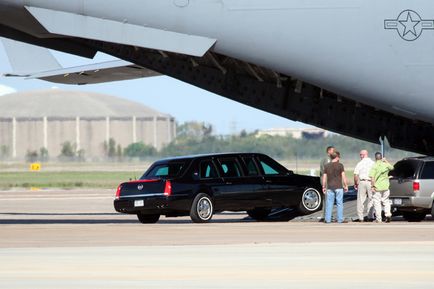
[21,121,416,162]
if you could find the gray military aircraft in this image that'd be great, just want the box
[0,0,433,155]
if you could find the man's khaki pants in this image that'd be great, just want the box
[373,190,392,222]
[357,180,374,220]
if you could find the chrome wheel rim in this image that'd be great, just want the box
[197,197,212,220]
[303,189,320,210]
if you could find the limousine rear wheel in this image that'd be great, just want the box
[137,213,160,224]
[190,193,214,223]
[298,188,321,215]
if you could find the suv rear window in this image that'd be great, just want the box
[143,162,186,179]
[420,162,434,179]
[390,160,421,179]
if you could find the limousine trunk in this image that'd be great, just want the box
[115,179,172,200]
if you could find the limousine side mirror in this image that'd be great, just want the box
[286,170,294,176]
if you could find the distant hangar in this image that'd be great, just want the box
[0,89,176,160]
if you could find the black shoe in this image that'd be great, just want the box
[353,219,363,222]
[319,218,325,223]
[385,216,391,223]
[364,216,375,222]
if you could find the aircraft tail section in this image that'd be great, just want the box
[1,37,61,76]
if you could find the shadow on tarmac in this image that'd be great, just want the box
[9,191,426,225]
[0,215,432,225]
[0,212,302,225]
[0,212,119,216]
[0,219,140,225]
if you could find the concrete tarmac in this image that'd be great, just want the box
[1,189,434,288]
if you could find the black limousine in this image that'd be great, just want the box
[114,153,322,223]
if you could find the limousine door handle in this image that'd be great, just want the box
[265,180,272,183]
[225,182,233,185]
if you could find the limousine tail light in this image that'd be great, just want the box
[164,180,172,196]
[115,184,122,200]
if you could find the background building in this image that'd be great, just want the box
[0,89,176,160]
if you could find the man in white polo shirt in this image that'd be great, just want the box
[353,150,375,222]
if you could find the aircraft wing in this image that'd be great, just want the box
[24,60,160,85]
[1,38,160,84]
[25,6,217,57]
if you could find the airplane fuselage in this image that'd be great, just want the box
[1,0,434,154]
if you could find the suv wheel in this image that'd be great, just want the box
[298,188,322,215]
[137,213,160,224]
[190,193,214,223]
[247,208,272,221]
[431,203,434,218]
[402,212,426,222]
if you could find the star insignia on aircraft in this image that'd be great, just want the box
[384,10,434,41]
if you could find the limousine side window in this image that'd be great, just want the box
[217,158,242,178]
[242,157,260,176]
[200,160,219,179]
[257,156,286,176]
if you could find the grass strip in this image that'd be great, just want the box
[0,171,140,189]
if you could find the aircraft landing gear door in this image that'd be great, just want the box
[256,155,296,207]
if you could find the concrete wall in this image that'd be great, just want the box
[0,116,176,160]
[79,117,107,159]
[0,118,13,158]
[47,117,76,157]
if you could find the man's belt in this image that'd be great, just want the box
[360,179,371,182]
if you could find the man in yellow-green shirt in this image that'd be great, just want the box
[369,152,394,223]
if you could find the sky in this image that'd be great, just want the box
[0,42,310,135]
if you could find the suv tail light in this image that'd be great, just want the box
[115,184,122,200]
[413,181,420,192]
[164,180,172,196]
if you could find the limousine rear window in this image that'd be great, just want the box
[144,162,186,179]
